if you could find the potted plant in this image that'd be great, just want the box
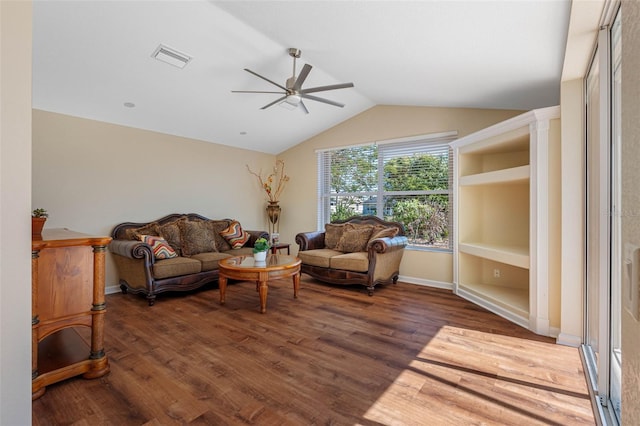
[32,208,49,236]
[252,237,270,262]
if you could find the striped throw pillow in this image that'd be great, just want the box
[139,235,178,259]
[220,221,250,249]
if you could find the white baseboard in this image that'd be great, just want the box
[106,284,121,295]
[556,332,582,347]
[398,275,453,291]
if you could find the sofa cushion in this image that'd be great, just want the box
[191,252,232,271]
[158,219,184,256]
[330,252,369,272]
[220,247,254,256]
[152,257,202,279]
[209,220,232,251]
[178,220,218,256]
[367,226,399,248]
[220,220,250,249]
[324,223,346,250]
[335,223,374,253]
[125,222,160,240]
[297,249,344,268]
[139,235,178,260]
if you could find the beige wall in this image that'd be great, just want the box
[622,1,640,422]
[278,105,522,287]
[32,110,276,293]
[0,1,33,423]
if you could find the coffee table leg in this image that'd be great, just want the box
[258,280,268,313]
[293,272,300,298]
[219,276,227,305]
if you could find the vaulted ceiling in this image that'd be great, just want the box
[32,1,571,154]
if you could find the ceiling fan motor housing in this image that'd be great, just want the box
[288,48,301,58]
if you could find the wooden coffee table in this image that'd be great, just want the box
[218,254,301,313]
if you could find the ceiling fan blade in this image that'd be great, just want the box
[293,64,312,91]
[299,100,309,115]
[244,68,288,91]
[231,90,286,94]
[300,82,354,94]
[260,96,287,110]
[300,94,345,108]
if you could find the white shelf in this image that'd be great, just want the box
[451,106,560,336]
[457,284,529,326]
[458,242,529,269]
[459,165,530,186]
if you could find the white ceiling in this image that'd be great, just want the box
[32,1,571,154]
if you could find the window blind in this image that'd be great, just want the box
[317,132,457,250]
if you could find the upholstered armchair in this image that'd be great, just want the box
[295,215,408,295]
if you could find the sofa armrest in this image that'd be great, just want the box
[369,235,409,253]
[245,230,269,247]
[109,239,156,294]
[295,231,326,251]
[109,239,154,262]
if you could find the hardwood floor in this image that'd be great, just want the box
[32,278,595,425]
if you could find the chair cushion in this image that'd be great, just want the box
[153,257,202,279]
[330,252,369,272]
[298,249,343,268]
[191,252,232,271]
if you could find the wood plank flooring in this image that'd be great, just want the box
[32,278,595,425]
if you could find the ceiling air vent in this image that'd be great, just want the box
[151,44,192,69]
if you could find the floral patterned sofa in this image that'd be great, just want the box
[109,213,268,305]
[295,215,408,295]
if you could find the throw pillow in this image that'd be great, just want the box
[124,222,160,240]
[177,220,218,257]
[158,219,184,256]
[367,226,399,248]
[208,220,232,251]
[139,235,178,260]
[335,223,374,253]
[324,223,346,249]
[220,220,250,249]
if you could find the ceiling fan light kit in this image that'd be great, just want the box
[232,48,354,114]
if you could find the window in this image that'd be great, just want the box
[317,132,457,250]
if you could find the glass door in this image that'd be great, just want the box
[583,8,622,424]
[609,10,622,422]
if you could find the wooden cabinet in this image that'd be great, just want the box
[31,229,112,399]
[450,106,561,335]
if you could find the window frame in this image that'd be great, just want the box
[317,131,457,252]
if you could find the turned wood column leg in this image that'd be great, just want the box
[258,280,268,313]
[293,271,300,298]
[90,245,107,359]
[219,276,227,305]
[31,249,42,398]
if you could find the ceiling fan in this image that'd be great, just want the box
[232,48,354,114]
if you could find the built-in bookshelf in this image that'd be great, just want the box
[450,106,561,335]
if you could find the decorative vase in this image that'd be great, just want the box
[266,201,281,238]
[266,201,280,224]
[254,250,267,262]
[32,217,47,237]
